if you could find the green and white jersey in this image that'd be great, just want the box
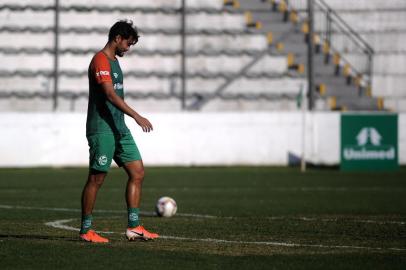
[86,51,130,136]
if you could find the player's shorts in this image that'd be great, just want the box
[87,132,142,172]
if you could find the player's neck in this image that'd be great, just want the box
[102,43,117,61]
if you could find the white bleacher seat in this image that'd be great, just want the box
[1,0,53,6]
[338,12,406,32]
[329,32,406,53]
[373,54,406,75]
[226,78,305,95]
[0,10,245,31]
[2,53,288,75]
[372,76,406,98]
[59,33,268,51]
[0,76,53,93]
[0,10,53,28]
[0,0,223,9]
[1,53,53,71]
[323,0,406,10]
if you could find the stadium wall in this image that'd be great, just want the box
[0,112,405,167]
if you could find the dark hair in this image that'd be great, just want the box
[108,20,139,44]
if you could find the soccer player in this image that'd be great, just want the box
[79,20,158,243]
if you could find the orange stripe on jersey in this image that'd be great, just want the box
[91,52,112,84]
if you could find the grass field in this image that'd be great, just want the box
[0,167,405,269]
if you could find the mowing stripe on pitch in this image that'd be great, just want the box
[1,204,405,225]
[0,204,218,219]
[44,218,406,252]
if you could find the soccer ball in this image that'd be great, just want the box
[155,196,177,217]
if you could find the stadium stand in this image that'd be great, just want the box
[246,0,406,111]
[0,0,304,111]
[0,0,404,111]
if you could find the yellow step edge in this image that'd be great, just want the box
[341,106,348,112]
[366,86,372,97]
[267,32,273,45]
[377,97,384,110]
[333,53,340,66]
[343,64,351,77]
[318,84,326,96]
[354,75,362,87]
[245,12,253,24]
[287,53,295,67]
[313,34,321,45]
[323,41,330,54]
[290,10,298,24]
[298,64,305,74]
[278,0,287,13]
[328,96,337,110]
[245,11,261,28]
[223,0,234,6]
[256,21,262,29]
[302,22,309,34]
[276,42,284,52]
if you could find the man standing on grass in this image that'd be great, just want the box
[80,20,158,243]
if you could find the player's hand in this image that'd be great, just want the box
[134,116,153,132]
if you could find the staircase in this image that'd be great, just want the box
[225,0,383,111]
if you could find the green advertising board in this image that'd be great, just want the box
[341,114,398,171]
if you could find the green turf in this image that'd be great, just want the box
[0,167,406,269]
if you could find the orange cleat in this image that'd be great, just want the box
[80,230,109,243]
[126,225,159,241]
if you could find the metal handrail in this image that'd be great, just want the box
[287,0,374,87]
[317,0,374,55]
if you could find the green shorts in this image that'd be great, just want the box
[87,132,142,172]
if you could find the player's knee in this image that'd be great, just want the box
[135,168,145,182]
[89,172,106,187]
[131,168,144,184]
[94,177,105,187]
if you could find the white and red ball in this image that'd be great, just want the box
[155,196,177,217]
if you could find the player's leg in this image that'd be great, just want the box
[79,134,114,243]
[123,160,158,240]
[114,133,158,240]
[80,170,107,229]
[124,160,144,229]
[124,160,144,209]
[79,170,109,243]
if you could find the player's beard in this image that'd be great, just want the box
[116,48,126,57]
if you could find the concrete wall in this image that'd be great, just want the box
[0,112,405,167]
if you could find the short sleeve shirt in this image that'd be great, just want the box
[86,51,130,136]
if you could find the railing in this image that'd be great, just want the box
[286,0,374,88]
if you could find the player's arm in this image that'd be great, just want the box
[100,82,153,132]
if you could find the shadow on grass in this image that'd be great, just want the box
[0,233,78,242]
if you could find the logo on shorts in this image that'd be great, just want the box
[98,155,108,166]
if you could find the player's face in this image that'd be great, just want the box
[115,36,137,57]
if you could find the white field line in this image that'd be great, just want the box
[0,204,219,219]
[1,204,406,225]
[266,216,406,225]
[44,218,406,252]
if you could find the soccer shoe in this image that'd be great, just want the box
[126,225,159,241]
[80,230,109,243]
